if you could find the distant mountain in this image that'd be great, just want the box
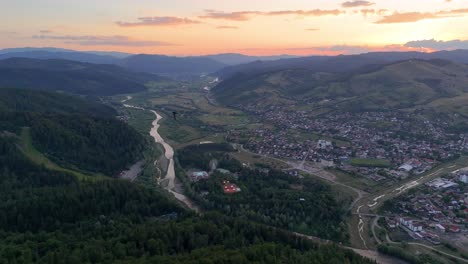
[206,53,297,65]
[0,50,119,64]
[213,59,468,115]
[214,50,468,79]
[84,50,131,58]
[119,54,227,77]
[0,47,76,54]
[0,58,165,95]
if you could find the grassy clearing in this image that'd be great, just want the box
[19,127,107,181]
[122,107,155,134]
[349,158,391,168]
[198,113,249,126]
[231,150,289,170]
[328,169,382,192]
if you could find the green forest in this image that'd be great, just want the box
[0,89,145,175]
[177,146,350,242]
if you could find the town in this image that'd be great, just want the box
[228,105,468,184]
[382,168,468,247]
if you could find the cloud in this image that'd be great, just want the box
[360,9,388,16]
[116,16,200,27]
[375,8,468,23]
[305,28,320,31]
[200,10,259,21]
[0,31,18,35]
[405,39,468,50]
[375,12,438,23]
[283,44,426,55]
[40,30,52,34]
[342,1,375,8]
[200,9,343,21]
[216,25,239,29]
[265,9,343,16]
[32,35,174,47]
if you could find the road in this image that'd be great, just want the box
[119,161,144,181]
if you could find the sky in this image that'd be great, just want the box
[1,0,468,56]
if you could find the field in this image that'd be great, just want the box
[349,158,392,168]
[328,169,386,193]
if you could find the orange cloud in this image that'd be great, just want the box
[375,12,438,23]
[200,9,343,21]
[360,9,388,16]
[32,34,174,46]
[199,10,258,21]
[375,8,468,23]
[216,26,239,29]
[116,16,200,27]
[305,28,320,31]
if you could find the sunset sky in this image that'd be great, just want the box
[2,0,468,56]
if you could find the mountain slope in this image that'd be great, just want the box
[213,59,468,113]
[206,53,297,65]
[214,50,468,80]
[0,88,145,175]
[0,88,116,116]
[0,58,165,95]
[0,49,120,64]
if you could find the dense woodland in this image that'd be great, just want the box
[0,130,374,263]
[177,146,349,242]
[0,89,146,175]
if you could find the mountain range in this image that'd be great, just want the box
[214,50,468,79]
[0,47,299,77]
[213,58,468,117]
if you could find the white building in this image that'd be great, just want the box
[460,174,468,184]
[435,224,446,233]
[399,164,414,172]
[317,140,332,149]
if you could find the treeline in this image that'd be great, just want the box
[378,244,447,264]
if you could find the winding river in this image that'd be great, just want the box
[123,97,199,212]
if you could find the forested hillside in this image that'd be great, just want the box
[0,105,374,264]
[0,58,167,95]
[0,89,146,175]
[177,145,350,242]
[0,88,116,117]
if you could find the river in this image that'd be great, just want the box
[122,97,199,212]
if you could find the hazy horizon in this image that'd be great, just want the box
[2,0,468,56]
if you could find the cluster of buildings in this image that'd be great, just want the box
[229,106,468,181]
[222,180,242,194]
[188,169,242,195]
[386,170,468,244]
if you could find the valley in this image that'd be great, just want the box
[2,49,468,264]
